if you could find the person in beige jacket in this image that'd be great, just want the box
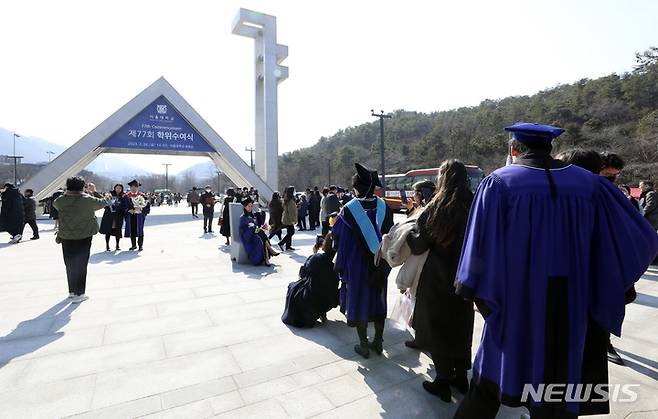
[278,186,298,251]
[53,176,107,303]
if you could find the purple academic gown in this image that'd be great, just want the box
[332,199,393,326]
[455,163,658,415]
[239,213,266,265]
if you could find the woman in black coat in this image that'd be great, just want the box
[99,184,125,251]
[281,233,339,328]
[405,160,474,402]
[220,188,235,245]
[0,183,25,243]
[268,191,283,241]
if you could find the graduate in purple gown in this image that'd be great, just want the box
[332,163,394,358]
[239,196,280,266]
[453,123,658,419]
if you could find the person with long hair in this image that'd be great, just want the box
[268,191,284,241]
[332,163,394,359]
[99,184,125,251]
[279,186,298,251]
[281,233,340,327]
[405,160,474,402]
[220,188,235,246]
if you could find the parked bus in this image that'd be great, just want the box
[377,166,485,211]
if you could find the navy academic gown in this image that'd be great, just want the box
[455,158,658,416]
[239,212,266,265]
[123,193,150,237]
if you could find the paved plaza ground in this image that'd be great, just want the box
[0,205,656,419]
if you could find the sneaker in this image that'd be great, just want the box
[30,236,39,240]
[68,293,75,299]
[71,294,89,303]
[138,247,143,251]
[9,234,22,244]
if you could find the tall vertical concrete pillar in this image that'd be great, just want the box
[232,8,288,192]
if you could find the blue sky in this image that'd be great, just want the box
[1,0,656,173]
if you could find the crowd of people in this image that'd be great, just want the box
[274,122,658,419]
[2,120,658,418]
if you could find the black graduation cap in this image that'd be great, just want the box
[353,163,382,196]
[127,179,141,187]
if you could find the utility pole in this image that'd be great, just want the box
[371,110,392,189]
[327,158,332,185]
[162,163,172,191]
[46,151,55,162]
[245,146,255,171]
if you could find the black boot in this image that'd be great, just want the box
[354,323,370,359]
[423,379,452,402]
[450,370,469,394]
[368,319,384,355]
[607,342,624,365]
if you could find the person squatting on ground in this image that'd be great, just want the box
[99,184,125,251]
[332,163,394,359]
[123,180,150,251]
[281,233,340,328]
[53,176,108,303]
[238,196,280,266]
[452,123,658,419]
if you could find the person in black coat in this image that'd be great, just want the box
[21,189,39,240]
[268,191,284,241]
[50,188,64,230]
[99,184,125,251]
[1,183,25,244]
[405,160,474,402]
[282,233,340,328]
[220,188,235,245]
[200,185,216,234]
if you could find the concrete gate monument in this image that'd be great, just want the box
[23,8,287,202]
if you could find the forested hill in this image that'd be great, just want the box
[279,48,658,190]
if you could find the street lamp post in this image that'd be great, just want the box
[215,170,222,194]
[12,133,20,185]
[371,110,392,190]
[162,163,172,191]
[245,147,255,171]
[46,151,55,162]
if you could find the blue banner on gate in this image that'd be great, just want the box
[102,96,214,152]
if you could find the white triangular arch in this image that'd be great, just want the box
[23,77,273,202]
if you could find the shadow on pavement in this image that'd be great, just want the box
[0,299,79,368]
[89,250,141,264]
[231,262,277,280]
[633,293,658,308]
[615,348,658,380]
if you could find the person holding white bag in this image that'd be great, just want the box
[405,159,475,403]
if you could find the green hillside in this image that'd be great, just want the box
[279,47,658,190]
